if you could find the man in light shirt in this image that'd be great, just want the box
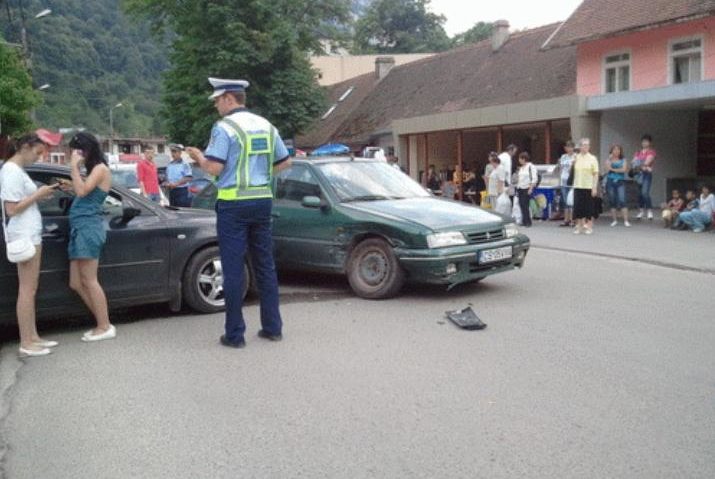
[499,144,518,202]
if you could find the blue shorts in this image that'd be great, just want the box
[69,224,106,260]
[606,178,626,209]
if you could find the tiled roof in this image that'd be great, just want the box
[544,0,715,48]
[296,72,381,149]
[322,23,575,146]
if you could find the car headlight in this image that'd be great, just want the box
[426,232,468,248]
[504,223,519,238]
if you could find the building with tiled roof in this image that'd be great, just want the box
[543,0,715,48]
[545,0,715,202]
[299,21,589,200]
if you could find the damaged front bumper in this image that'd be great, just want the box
[395,235,530,289]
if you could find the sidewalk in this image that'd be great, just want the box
[523,215,715,274]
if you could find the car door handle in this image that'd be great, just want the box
[42,231,65,240]
[42,223,65,239]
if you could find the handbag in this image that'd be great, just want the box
[629,159,643,179]
[1,200,36,264]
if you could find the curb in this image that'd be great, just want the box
[531,244,715,276]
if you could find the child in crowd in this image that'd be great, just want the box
[672,190,698,230]
[661,189,685,228]
[678,185,714,233]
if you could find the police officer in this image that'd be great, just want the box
[186,78,291,349]
[165,143,193,207]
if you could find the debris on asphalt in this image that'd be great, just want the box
[445,307,487,330]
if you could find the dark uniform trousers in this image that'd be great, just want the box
[169,187,191,207]
[216,198,282,343]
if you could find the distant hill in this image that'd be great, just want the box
[1,0,169,137]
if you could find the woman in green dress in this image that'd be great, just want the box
[67,132,116,342]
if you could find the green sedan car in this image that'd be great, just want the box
[192,157,530,299]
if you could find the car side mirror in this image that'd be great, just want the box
[301,196,322,209]
[121,206,141,224]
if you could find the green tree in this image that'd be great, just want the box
[124,0,351,146]
[0,38,39,137]
[1,0,169,137]
[453,21,494,47]
[353,0,451,54]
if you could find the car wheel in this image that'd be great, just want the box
[347,238,405,299]
[182,246,250,313]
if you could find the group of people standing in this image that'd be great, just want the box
[1,76,290,357]
[0,132,116,357]
[483,144,540,228]
[135,143,194,207]
[555,134,659,234]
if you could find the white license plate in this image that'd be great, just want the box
[479,246,512,264]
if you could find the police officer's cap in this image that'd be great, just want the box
[168,143,184,151]
[208,77,250,100]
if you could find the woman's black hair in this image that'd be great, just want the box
[69,132,107,174]
[6,133,45,158]
[518,151,531,162]
[641,134,653,143]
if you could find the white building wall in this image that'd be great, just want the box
[599,110,699,205]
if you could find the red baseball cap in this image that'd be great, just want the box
[35,128,63,146]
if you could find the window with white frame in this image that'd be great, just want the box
[671,37,703,84]
[604,52,630,93]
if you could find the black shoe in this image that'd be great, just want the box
[220,335,246,349]
[257,330,283,342]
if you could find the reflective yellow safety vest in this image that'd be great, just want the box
[216,113,275,201]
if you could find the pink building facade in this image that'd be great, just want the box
[577,17,715,96]
[557,14,715,205]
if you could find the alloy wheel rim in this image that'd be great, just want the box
[197,258,225,307]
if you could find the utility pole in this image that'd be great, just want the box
[109,103,124,155]
[17,1,51,69]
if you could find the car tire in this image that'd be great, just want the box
[183,246,250,313]
[347,238,405,299]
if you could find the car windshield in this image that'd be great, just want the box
[111,169,139,189]
[317,161,429,202]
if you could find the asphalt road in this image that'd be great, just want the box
[1,248,714,479]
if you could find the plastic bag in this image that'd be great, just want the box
[494,192,511,216]
[511,200,522,224]
[566,189,574,207]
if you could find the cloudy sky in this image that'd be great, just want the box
[429,0,584,36]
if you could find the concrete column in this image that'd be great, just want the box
[457,130,464,201]
[570,113,601,155]
[545,121,552,164]
[409,136,419,181]
[423,134,429,186]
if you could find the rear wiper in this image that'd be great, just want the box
[342,195,391,202]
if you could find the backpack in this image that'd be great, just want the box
[529,164,542,188]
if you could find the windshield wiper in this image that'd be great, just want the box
[342,195,391,202]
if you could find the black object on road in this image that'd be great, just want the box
[445,307,487,330]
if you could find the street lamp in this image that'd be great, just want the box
[19,4,52,69]
[35,9,52,19]
[109,102,124,155]
[31,83,51,122]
